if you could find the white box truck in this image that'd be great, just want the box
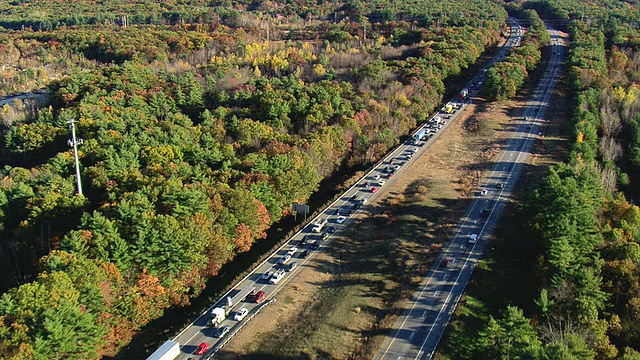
[146,340,180,360]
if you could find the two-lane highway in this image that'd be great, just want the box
[151,18,525,360]
[375,23,566,360]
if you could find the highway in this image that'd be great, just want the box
[153,18,525,360]
[374,24,566,360]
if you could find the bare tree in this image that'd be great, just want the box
[600,136,623,163]
[598,161,619,194]
[599,90,622,137]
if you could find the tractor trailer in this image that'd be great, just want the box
[146,340,180,360]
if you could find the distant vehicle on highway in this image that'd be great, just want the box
[480,189,488,196]
[214,325,230,338]
[278,254,292,265]
[370,186,378,193]
[261,270,274,281]
[373,174,381,180]
[336,216,346,224]
[270,269,285,284]
[195,342,209,355]
[286,262,298,272]
[248,290,266,303]
[468,234,478,244]
[286,247,298,256]
[234,308,249,321]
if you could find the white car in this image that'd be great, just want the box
[234,308,249,321]
[378,180,386,186]
[372,174,381,180]
[286,247,298,256]
[336,216,346,224]
[278,254,292,265]
[468,234,478,244]
[270,269,286,284]
[480,189,488,196]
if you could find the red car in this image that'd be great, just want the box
[195,342,209,355]
[386,173,394,179]
[370,186,378,193]
[253,290,266,303]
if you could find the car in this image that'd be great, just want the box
[336,216,346,224]
[393,164,401,171]
[468,234,478,244]
[326,226,336,233]
[234,308,249,321]
[195,342,209,355]
[370,186,378,193]
[386,173,394,179]
[310,241,319,250]
[527,124,532,129]
[441,259,450,267]
[261,270,274,281]
[480,189,488,196]
[321,232,328,239]
[345,209,353,216]
[286,247,298,256]
[251,290,266,303]
[497,182,505,189]
[270,269,286,284]
[334,208,341,215]
[215,325,230,338]
[287,262,298,272]
[480,209,491,217]
[301,250,310,258]
[299,236,308,246]
[278,254,292,265]
[372,174,381,180]
[378,180,386,186]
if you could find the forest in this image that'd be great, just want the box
[0,0,511,358]
[444,0,640,359]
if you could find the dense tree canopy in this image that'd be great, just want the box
[0,0,509,357]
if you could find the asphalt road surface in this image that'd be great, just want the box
[374,24,565,360]
[155,18,525,360]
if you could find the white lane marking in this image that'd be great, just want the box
[433,291,439,297]
[409,332,415,340]
[423,310,428,317]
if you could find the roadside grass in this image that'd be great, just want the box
[223,169,473,360]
